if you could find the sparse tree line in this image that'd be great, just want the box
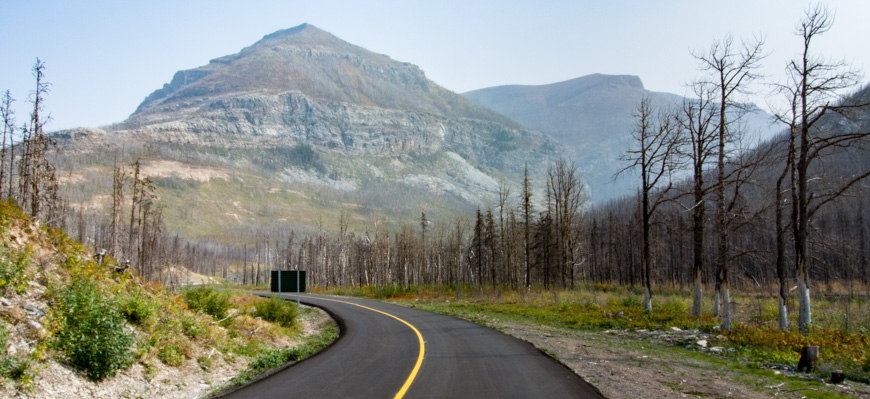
[1,59,65,226]
[609,4,869,334]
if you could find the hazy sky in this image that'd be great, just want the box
[1,0,867,130]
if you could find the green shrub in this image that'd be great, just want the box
[0,323,27,380]
[118,292,156,326]
[156,340,186,366]
[52,279,133,380]
[0,248,28,295]
[181,286,231,319]
[659,296,688,314]
[622,293,642,308]
[180,313,208,339]
[254,296,297,328]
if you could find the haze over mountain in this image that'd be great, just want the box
[58,23,561,237]
[464,74,780,202]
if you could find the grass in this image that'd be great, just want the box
[316,282,870,387]
[211,322,339,396]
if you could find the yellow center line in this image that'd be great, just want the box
[295,294,425,399]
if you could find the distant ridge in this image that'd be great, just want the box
[464,74,779,202]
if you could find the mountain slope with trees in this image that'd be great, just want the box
[463,74,779,202]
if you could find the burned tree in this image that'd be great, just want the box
[620,96,680,313]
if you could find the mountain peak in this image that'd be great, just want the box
[259,23,333,43]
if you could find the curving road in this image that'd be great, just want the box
[220,293,603,399]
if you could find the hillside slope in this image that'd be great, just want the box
[0,201,336,398]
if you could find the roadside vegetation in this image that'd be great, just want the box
[0,200,336,397]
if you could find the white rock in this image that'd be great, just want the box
[696,339,708,348]
[28,319,43,331]
[670,326,682,332]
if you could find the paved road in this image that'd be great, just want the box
[221,293,603,399]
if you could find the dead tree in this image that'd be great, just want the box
[620,96,680,313]
[521,164,533,288]
[111,158,125,258]
[693,34,766,329]
[678,82,719,316]
[774,4,869,333]
[0,91,14,202]
[546,158,584,289]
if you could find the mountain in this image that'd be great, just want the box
[463,74,781,202]
[56,24,561,237]
[131,24,520,128]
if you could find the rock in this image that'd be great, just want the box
[27,319,46,337]
[709,347,724,354]
[0,297,11,306]
[24,303,45,317]
[670,326,682,332]
[696,339,708,348]
[0,306,24,323]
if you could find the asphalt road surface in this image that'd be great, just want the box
[220,293,603,398]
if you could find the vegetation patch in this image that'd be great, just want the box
[253,295,298,328]
[217,323,339,394]
[181,285,232,319]
[50,277,134,380]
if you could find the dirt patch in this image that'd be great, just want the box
[141,160,229,182]
[459,313,870,399]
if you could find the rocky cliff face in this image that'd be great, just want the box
[121,23,556,177]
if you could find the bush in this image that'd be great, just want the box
[254,296,297,328]
[0,323,27,380]
[0,248,28,295]
[52,279,133,380]
[156,337,188,367]
[118,292,156,326]
[180,313,208,339]
[181,286,231,319]
[622,293,642,308]
[660,296,688,314]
